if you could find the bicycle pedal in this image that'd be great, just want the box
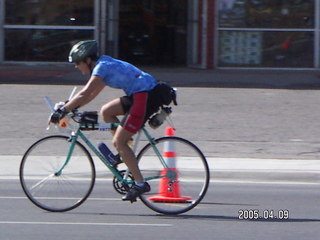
[122,196,137,203]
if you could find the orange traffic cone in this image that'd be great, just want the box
[148,127,192,203]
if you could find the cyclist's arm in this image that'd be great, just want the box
[63,75,105,111]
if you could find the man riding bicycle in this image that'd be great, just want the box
[50,40,174,202]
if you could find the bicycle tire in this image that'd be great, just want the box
[137,136,210,215]
[20,135,96,212]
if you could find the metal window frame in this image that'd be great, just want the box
[187,0,210,69]
[0,0,4,62]
[201,0,208,69]
[4,25,96,30]
[104,0,119,57]
[187,0,199,67]
[315,0,320,68]
[215,1,319,70]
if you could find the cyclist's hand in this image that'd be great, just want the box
[50,108,68,124]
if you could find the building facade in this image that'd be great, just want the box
[0,0,319,69]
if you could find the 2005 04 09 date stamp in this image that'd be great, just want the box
[238,209,289,220]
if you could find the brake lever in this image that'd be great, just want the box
[44,87,77,131]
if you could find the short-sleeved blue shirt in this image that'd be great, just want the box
[92,55,157,96]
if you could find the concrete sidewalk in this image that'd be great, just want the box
[1,63,320,89]
[2,155,320,183]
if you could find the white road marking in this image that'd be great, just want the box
[0,196,119,201]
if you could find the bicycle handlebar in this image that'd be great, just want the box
[45,87,119,132]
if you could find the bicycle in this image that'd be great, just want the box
[19,93,210,215]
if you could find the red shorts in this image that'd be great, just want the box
[120,92,148,133]
[120,87,163,133]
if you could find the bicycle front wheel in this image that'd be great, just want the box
[20,135,96,212]
[137,136,210,215]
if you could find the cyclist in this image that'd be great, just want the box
[50,40,165,202]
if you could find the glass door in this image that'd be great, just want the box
[117,0,188,66]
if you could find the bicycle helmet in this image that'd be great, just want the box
[68,40,98,63]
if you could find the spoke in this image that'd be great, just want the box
[30,173,55,192]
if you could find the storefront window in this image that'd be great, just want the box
[218,30,314,67]
[5,29,93,61]
[5,0,94,26]
[218,0,314,29]
[4,0,95,62]
[218,0,315,68]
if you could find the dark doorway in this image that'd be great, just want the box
[119,0,187,66]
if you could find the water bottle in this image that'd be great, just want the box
[149,107,172,129]
[98,142,120,166]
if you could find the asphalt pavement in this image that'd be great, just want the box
[1,180,320,240]
[1,63,320,184]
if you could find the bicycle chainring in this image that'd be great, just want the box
[112,170,134,195]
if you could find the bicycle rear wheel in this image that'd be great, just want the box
[20,135,96,212]
[137,136,210,214]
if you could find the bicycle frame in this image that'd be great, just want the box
[55,122,169,185]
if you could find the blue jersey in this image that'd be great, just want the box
[92,55,157,96]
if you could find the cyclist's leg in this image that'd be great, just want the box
[100,98,124,124]
[113,92,151,201]
[101,92,151,183]
[113,126,143,182]
[114,92,148,183]
[114,126,150,202]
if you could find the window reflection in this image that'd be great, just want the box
[5,29,94,61]
[218,0,314,29]
[218,31,314,67]
[5,0,94,26]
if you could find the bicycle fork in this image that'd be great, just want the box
[54,134,78,176]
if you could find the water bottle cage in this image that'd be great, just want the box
[162,106,172,115]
